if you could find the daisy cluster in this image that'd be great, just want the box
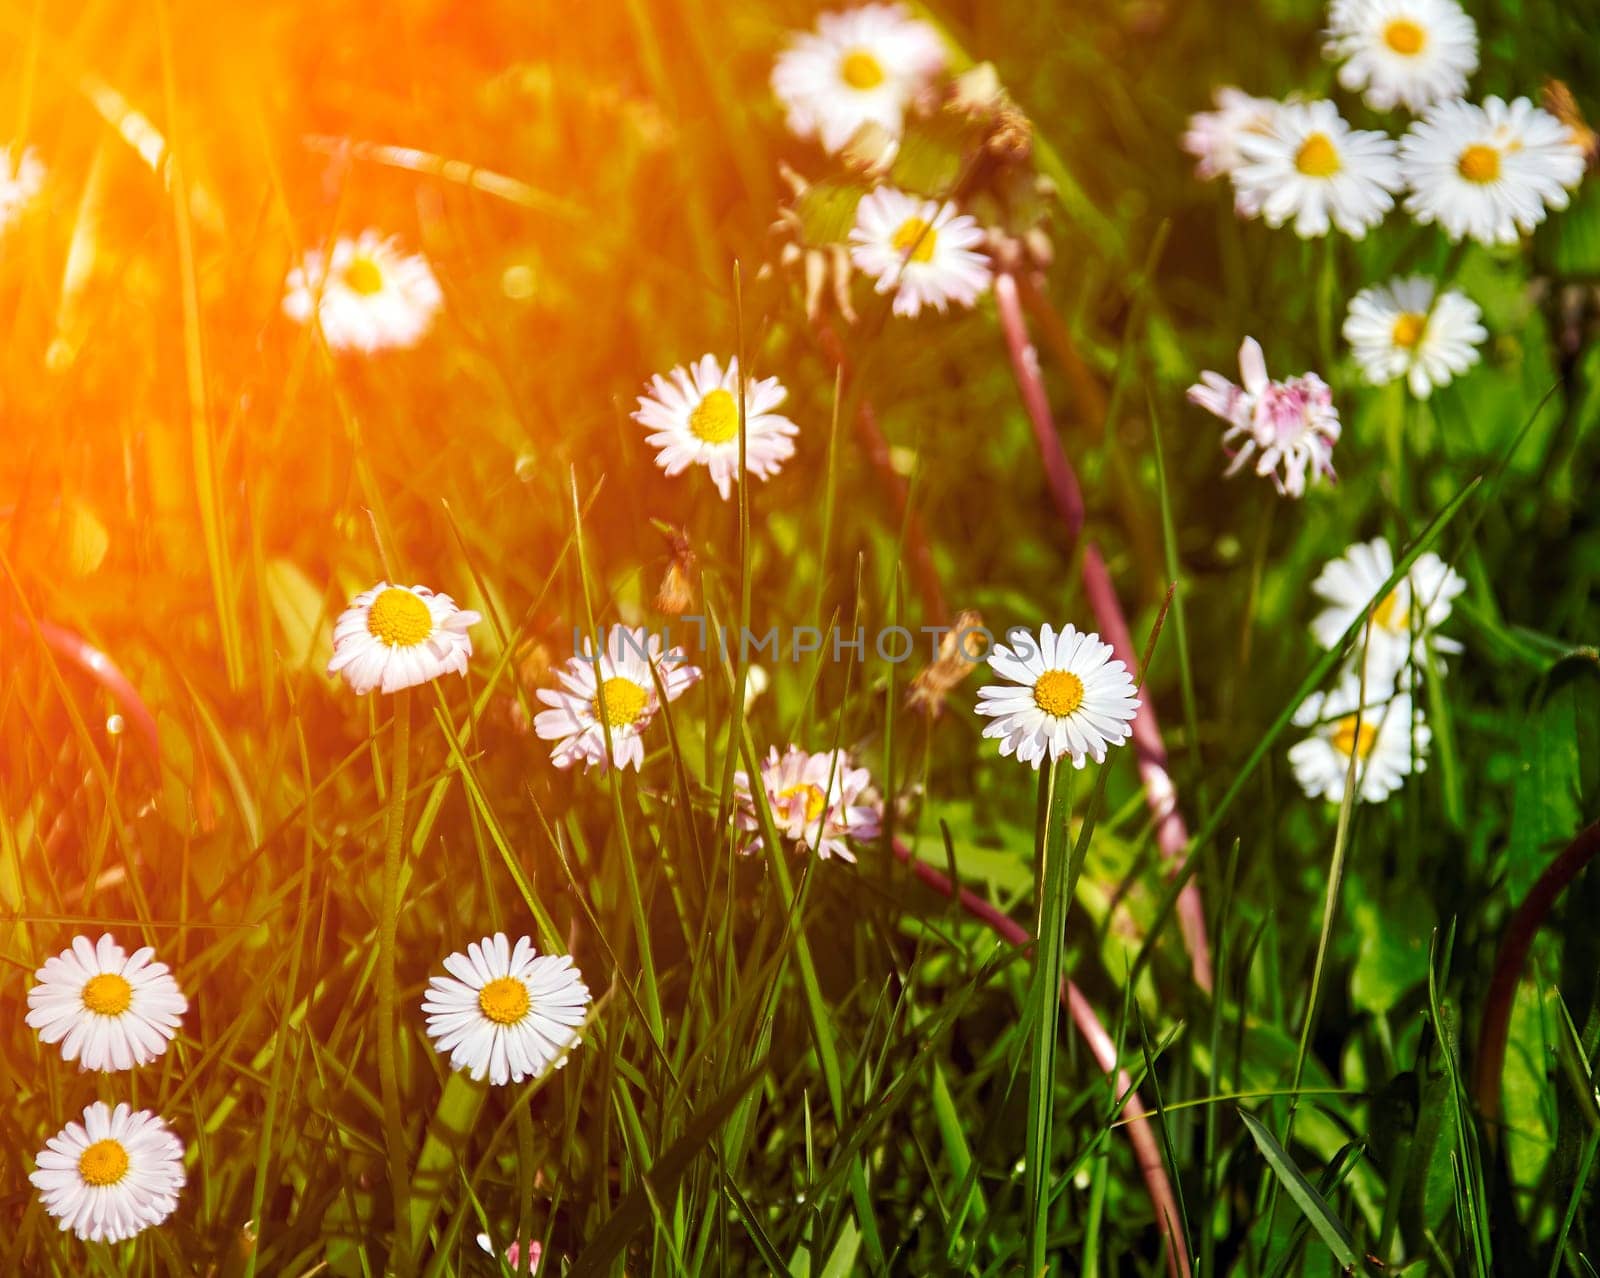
[1183,0,1587,495]
[25,935,188,1241]
[1289,536,1465,803]
[1179,0,1584,802]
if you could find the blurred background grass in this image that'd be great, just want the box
[4,0,1600,1273]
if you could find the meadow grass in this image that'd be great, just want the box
[4,0,1600,1275]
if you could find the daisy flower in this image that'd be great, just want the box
[975,624,1140,770]
[1233,99,1402,238]
[26,934,187,1072]
[282,230,443,352]
[31,1102,185,1243]
[1183,87,1280,212]
[734,745,883,862]
[421,933,591,1086]
[1343,276,1485,397]
[1324,0,1478,114]
[848,186,992,317]
[1187,338,1342,498]
[632,356,798,501]
[1310,536,1466,686]
[477,1233,543,1273]
[1401,97,1586,245]
[771,3,946,154]
[1,143,46,231]
[327,582,481,696]
[534,626,700,772]
[1289,675,1429,804]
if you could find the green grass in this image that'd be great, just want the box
[5,0,1600,1274]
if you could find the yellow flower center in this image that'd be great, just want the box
[890,217,937,263]
[778,782,829,824]
[1372,587,1410,634]
[1295,133,1342,177]
[366,587,434,648]
[477,976,530,1026]
[78,1139,130,1187]
[1331,715,1379,760]
[592,675,649,727]
[1390,312,1426,350]
[343,256,386,295]
[1458,143,1501,183]
[839,48,886,90]
[1383,18,1426,55]
[81,972,133,1016]
[1032,670,1085,718]
[689,388,740,444]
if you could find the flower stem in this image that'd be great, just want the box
[995,271,1084,550]
[891,836,1190,1278]
[377,688,414,1273]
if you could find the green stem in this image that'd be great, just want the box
[1025,759,1071,1276]
[378,688,414,1273]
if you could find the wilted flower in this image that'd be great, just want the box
[1188,338,1341,498]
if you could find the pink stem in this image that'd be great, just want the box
[1082,544,1213,994]
[26,618,162,766]
[994,272,1084,550]
[893,837,1191,1278]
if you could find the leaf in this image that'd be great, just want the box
[64,498,109,575]
[264,556,331,670]
[408,1067,488,1251]
[568,1067,764,1278]
[1506,652,1600,899]
[1348,885,1436,1015]
[1238,1108,1360,1269]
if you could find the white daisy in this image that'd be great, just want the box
[1343,276,1485,397]
[1310,536,1466,686]
[1187,337,1342,498]
[1,143,46,231]
[421,933,591,1086]
[327,582,480,696]
[476,1233,542,1273]
[1233,99,1402,238]
[26,933,187,1073]
[975,624,1140,770]
[1401,97,1586,245]
[31,1102,185,1243]
[282,230,443,353]
[848,186,992,317]
[1324,0,1478,114]
[771,3,947,154]
[632,356,798,501]
[1288,675,1430,804]
[734,745,883,862]
[534,625,700,772]
[1183,87,1281,213]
